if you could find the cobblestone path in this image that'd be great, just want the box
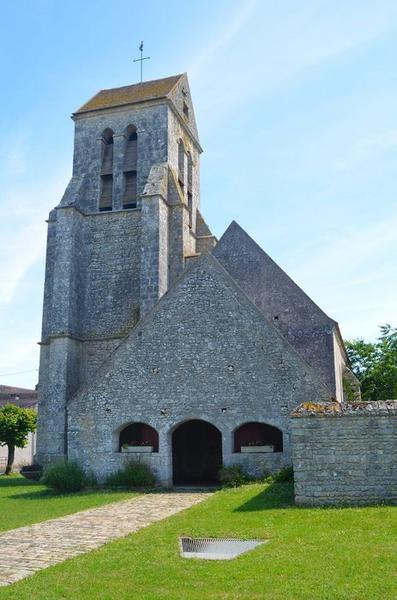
[0,491,210,586]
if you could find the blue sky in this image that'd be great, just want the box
[1,0,396,389]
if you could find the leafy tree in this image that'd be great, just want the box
[346,324,397,401]
[0,404,37,475]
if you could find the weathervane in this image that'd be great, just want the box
[133,41,150,83]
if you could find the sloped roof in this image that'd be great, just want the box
[74,74,183,115]
[213,222,339,394]
[0,385,37,409]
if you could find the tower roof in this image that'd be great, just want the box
[74,74,184,115]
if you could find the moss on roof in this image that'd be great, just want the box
[292,400,397,417]
[74,74,183,115]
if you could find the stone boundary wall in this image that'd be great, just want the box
[291,401,397,506]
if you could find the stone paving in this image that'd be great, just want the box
[0,491,210,587]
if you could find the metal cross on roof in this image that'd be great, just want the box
[133,41,150,83]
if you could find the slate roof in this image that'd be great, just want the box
[0,385,38,409]
[74,74,184,115]
[213,221,341,394]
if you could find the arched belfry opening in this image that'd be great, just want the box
[99,128,114,211]
[123,125,138,209]
[178,139,185,191]
[187,151,193,227]
[172,420,222,485]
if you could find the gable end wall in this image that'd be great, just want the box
[67,255,331,484]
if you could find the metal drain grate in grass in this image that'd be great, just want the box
[179,537,266,560]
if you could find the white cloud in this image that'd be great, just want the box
[0,333,40,389]
[334,128,397,171]
[188,0,258,78]
[190,1,397,127]
[288,207,397,339]
[0,121,35,178]
[0,165,70,305]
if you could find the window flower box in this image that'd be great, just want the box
[241,445,274,454]
[121,445,153,454]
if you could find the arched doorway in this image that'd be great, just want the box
[172,420,222,485]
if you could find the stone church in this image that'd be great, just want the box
[36,73,356,487]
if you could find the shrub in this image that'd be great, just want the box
[218,464,250,488]
[42,460,86,493]
[84,471,98,488]
[264,465,294,484]
[104,461,156,489]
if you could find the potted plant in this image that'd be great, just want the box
[121,441,153,453]
[240,441,274,454]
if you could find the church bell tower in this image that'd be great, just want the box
[36,74,215,465]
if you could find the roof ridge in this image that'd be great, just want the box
[0,385,37,393]
[73,74,185,115]
[97,73,184,95]
[216,221,336,326]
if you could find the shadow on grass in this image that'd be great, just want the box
[0,475,111,500]
[235,482,397,512]
[7,488,122,501]
[0,475,40,489]
[235,482,295,512]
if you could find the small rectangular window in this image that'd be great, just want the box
[183,102,189,120]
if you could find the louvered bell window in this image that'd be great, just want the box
[187,153,193,193]
[188,191,193,228]
[178,140,185,187]
[124,132,137,171]
[123,171,137,209]
[101,140,113,175]
[99,174,113,211]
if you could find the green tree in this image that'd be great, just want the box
[346,324,397,401]
[0,404,37,475]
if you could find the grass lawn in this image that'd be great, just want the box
[0,482,395,600]
[0,475,134,532]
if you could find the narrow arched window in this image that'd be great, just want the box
[119,422,159,452]
[123,125,137,209]
[99,128,114,211]
[187,152,193,227]
[178,139,185,191]
[234,422,283,453]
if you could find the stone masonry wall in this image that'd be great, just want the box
[82,210,141,337]
[70,103,169,213]
[291,401,397,505]
[67,254,330,485]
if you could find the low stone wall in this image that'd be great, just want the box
[291,401,397,506]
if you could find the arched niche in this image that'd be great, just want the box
[234,422,283,453]
[118,422,159,452]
